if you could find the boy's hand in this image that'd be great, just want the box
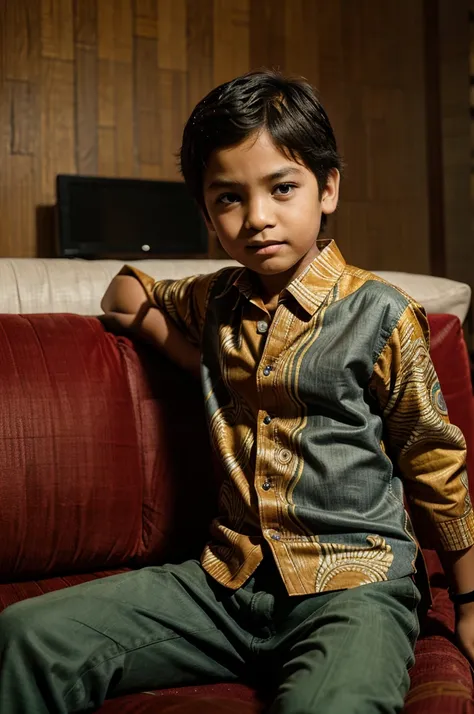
[456,602,474,667]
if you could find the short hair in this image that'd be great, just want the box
[179,68,342,231]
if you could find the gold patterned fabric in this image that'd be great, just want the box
[119,241,474,596]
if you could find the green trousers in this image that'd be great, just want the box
[0,558,420,714]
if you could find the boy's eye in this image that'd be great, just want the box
[274,183,296,196]
[217,193,240,205]
[216,183,297,205]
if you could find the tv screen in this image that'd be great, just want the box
[56,175,208,258]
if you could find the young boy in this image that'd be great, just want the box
[1,70,474,714]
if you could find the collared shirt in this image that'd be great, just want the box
[120,241,474,596]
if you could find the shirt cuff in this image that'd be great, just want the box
[437,510,474,551]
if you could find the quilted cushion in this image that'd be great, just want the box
[0,314,215,579]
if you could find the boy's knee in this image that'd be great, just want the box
[0,599,55,648]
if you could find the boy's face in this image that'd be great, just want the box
[203,130,340,296]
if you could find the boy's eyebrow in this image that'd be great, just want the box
[206,166,303,190]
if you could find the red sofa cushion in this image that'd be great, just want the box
[428,314,474,483]
[0,314,214,580]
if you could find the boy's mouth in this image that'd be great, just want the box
[246,241,285,256]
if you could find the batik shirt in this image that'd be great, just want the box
[120,241,474,596]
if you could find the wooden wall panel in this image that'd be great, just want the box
[74,0,98,176]
[134,0,157,39]
[135,36,161,168]
[439,0,472,289]
[75,46,98,174]
[9,81,35,155]
[157,69,187,179]
[74,0,97,47]
[186,0,213,111]
[158,0,186,71]
[284,1,319,82]
[98,126,116,176]
[4,0,40,81]
[213,0,249,88]
[332,0,430,274]
[0,0,469,299]
[40,58,76,203]
[41,0,74,61]
[250,0,285,73]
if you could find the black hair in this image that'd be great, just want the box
[179,68,342,232]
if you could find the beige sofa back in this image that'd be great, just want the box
[0,258,471,322]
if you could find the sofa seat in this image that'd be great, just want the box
[100,687,261,714]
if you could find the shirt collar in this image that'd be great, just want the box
[217,240,346,316]
[284,240,346,316]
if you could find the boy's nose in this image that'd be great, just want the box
[244,198,276,233]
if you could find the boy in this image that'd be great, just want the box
[1,69,474,714]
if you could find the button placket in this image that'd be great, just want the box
[255,308,284,540]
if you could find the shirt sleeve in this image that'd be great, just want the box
[117,265,214,348]
[370,301,474,551]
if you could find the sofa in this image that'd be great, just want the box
[0,258,473,713]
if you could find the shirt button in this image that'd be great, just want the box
[262,481,272,491]
[263,415,272,425]
[256,320,269,334]
[263,365,272,376]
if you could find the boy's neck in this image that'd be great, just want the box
[254,244,322,306]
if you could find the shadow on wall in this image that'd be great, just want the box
[36,205,56,258]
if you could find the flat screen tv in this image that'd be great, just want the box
[56,175,208,258]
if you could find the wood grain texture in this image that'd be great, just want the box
[114,61,135,176]
[250,0,285,72]
[75,46,98,174]
[133,0,157,39]
[74,0,97,48]
[40,59,76,203]
[41,0,74,61]
[213,0,249,87]
[97,0,132,62]
[4,0,41,81]
[158,0,186,70]
[98,126,116,176]
[135,36,161,166]
[9,81,35,156]
[157,68,187,179]
[438,0,472,302]
[98,60,115,128]
[186,0,213,109]
[0,0,469,294]
[283,0,319,82]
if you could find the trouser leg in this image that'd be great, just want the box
[0,561,249,714]
[268,576,420,714]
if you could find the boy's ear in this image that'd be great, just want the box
[321,168,340,216]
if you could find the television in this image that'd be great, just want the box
[56,175,208,258]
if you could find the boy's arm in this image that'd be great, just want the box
[101,272,201,378]
[371,303,474,660]
[441,546,474,663]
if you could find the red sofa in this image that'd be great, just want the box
[0,312,473,714]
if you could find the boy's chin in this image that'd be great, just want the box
[244,258,299,276]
